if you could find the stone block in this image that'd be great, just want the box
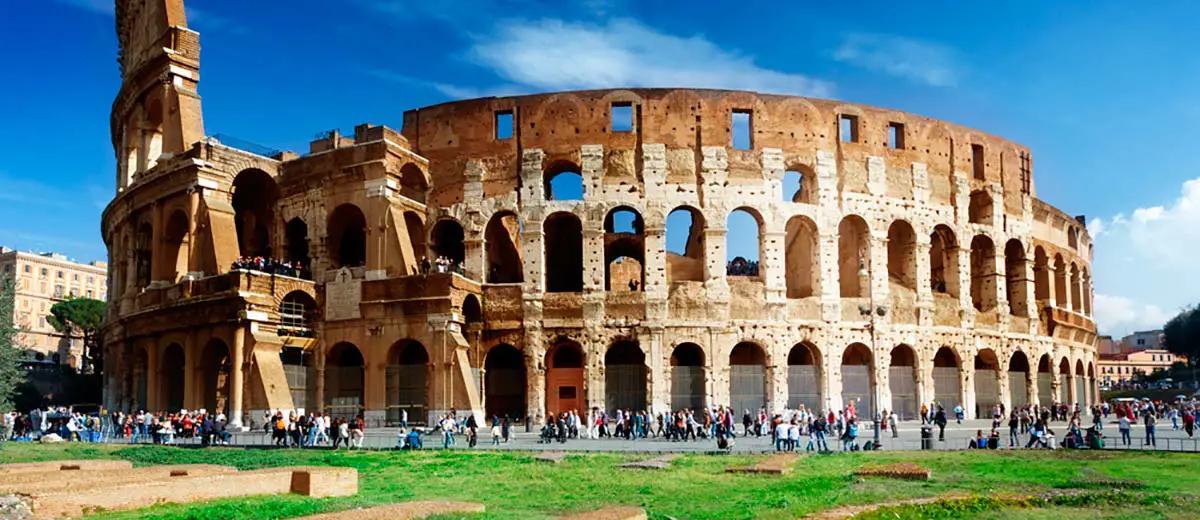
[0,460,131,477]
[290,467,359,498]
[0,464,236,494]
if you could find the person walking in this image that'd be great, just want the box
[889,409,899,438]
[1144,410,1157,447]
[1118,414,1131,446]
[934,406,948,441]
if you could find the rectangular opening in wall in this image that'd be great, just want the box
[732,110,752,150]
[495,110,513,140]
[611,103,633,132]
[888,122,905,149]
[972,143,985,180]
[839,114,859,143]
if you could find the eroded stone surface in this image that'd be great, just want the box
[295,501,485,519]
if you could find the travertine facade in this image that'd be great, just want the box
[0,248,108,365]
[101,0,1098,427]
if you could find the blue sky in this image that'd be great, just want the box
[2,0,1199,337]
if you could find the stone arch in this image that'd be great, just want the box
[605,340,647,412]
[1081,266,1092,316]
[729,342,767,414]
[666,206,705,283]
[968,189,993,225]
[838,215,870,298]
[404,211,426,266]
[1070,262,1081,313]
[161,209,189,282]
[1059,356,1073,404]
[160,342,185,411]
[726,207,763,278]
[544,212,583,292]
[462,294,482,326]
[785,215,819,298]
[1037,354,1054,404]
[284,217,310,270]
[1033,246,1050,302]
[1008,350,1031,408]
[134,220,153,287]
[1054,254,1068,308]
[325,342,365,420]
[932,346,962,410]
[280,346,313,411]
[485,211,523,283]
[605,206,645,291]
[1005,239,1029,316]
[970,235,997,312]
[485,344,526,419]
[1068,226,1079,250]
[670,342,706,410]
[387,339,429,425]
[544,159,583,201]
[782,164,817,204]
[974,348,1002,418]
[545,340,585,417]
[399,162,428,204]
[889,344,918,420]
[841,343,874,418]
[278,290,316,336]
[430,218,466,267]
[327,204,367,268]
[199,338,231,416]
[232,169,278,258]
[930,224,960,297]
[131,345,149,410]
[787,342,822,412]
[1074,359,1087,407]
[887,220,918,292]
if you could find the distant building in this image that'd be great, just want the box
[1096,335,1121,355]
[1097,349,1182,385]
[1120,330,1165,353]
[0,247,108,366]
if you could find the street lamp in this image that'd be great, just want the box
[857,255,888,446]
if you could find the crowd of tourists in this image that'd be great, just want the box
[725,257,760,277]
[421,256,464,276]
[231,256,309,279]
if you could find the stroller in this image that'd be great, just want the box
[538,423,557,444]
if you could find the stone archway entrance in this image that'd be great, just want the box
[200,339,230,416]
[485,344,526,420]
[729,342,767,415]
[605,341,647,413]
[670,343,705,411]
[387,340,429,425]
[160,343,185,411]
[325,343,365,420]
[545,341,584,417]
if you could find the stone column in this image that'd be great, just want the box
[183,332,198,410]
[869,235,889,306]
[648,330,667,413]
[463,237,484,282]
[525,340,546,425]
[150,202,164,282]
[314,341,326,414]
[962,364,976,420]
[703,228,728,299]
[187,187,200,275]
[762,229,786,303]
[826,349,843,414]
[767,361,786,414]
[818,231,841,321]
[229,326,246,429]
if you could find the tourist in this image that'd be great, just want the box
[889,409,899,437]
[1143,410,1157,447]
[774,418,788,451]
[953,403,964,424]
[1118,413,1132,446]
[1008,412,1020,448]
[920,403,929,424]
[842,419,859,451]
[934,406,948,441]
[969,429,986,449]
[440,414,456,449]
[787,419,800,452]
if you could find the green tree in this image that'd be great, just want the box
[1163,305,1200,384]
[47,298,105,375]
[0,279,25,410]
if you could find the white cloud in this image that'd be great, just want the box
[462,18,833,98]
[833,33,959,87]
[1090,177,1200,336]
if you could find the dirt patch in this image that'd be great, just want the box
[725,453,797,475]
[295,501,485,519]
[803,495,964,519]
[559,506,646,520]
[619,454,677,470]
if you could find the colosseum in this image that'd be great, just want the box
[100,0,1098,429]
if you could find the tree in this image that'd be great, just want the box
[1163,305,1200,385]
[47,298,105,375]
[0,279,25,410]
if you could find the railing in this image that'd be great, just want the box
[210,133,281,158]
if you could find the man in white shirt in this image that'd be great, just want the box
[775,420,789,451]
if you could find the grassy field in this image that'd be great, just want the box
[1,444,1197,519]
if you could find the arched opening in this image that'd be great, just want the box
[134,221,153,288]
[160,343,185,411]
[399,163,428,204]
[974,349,1001,418]
[138,99,165,173]
[200,339,231,416]
[430,219,466,270]
[1033,246,1050,303]
[666,206,705,283]
[726,208,762,278]
[1005,239,1028,316]
[280,346,313,412]
[841,343,874,418]
[970,235,997,312]
[887,220,918,293]
[387,340,429,425]
[278,290,316,337]
[325,342,365,420]
[670,343,705,411]
[605,341,647,412]
[729,342,767,414]
[604,207,645,291]
[485,211,523,283]
[1067,227,1079,250]
[327,204,367,268]
[787,342,821,412]
[485,344,526,419]
[1059,356,1072,404]
[932,347,961,409]
[930,225,960,297]
[838,216,870,298]
[968,189,993,225]
[404,211,426,270]
[1037,354,1053,405]
[1075,359,1087,407]
[545,341,584,417]
[132,346,149,410]
[285,218,310,272]
[782,167,815,204]
[544,212,583,292]
[544,160,583,201]
[889,344,918,420]
[232,169,278,258]
[462,294,482,326]
[785,216,818,298]
[1070,263,1081,313]
[1008,351,1030,408]
[1054,254,1068,309]
[161,210,189,282]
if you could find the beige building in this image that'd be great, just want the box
[1120,330,1164,352]
[0,247,108,365]
[1098,349,1180,385]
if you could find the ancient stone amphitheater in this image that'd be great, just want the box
[102,0,1097,428]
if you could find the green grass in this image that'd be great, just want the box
[1,444,1198,519]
